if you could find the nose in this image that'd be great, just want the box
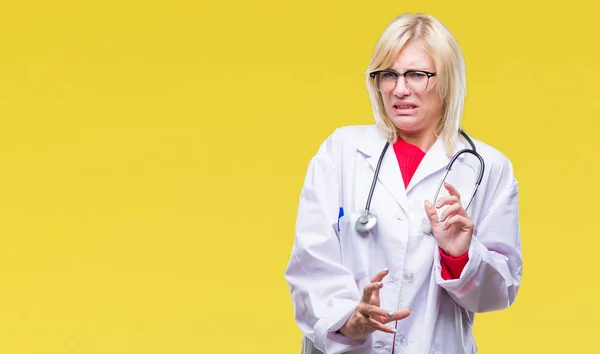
[393,77,411,97]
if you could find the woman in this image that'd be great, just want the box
[284,13,522,354]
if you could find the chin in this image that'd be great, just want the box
[389,115,425,133]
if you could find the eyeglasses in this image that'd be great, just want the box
[369,69,437,93]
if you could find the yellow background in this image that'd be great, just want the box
[0,0,598,353]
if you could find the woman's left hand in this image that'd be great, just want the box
[424,182,473,257]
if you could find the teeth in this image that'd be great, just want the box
[395,105,415,109]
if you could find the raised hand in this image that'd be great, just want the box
[424,182,474,257]
[338,269,412,340]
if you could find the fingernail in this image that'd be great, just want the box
[377,282,383,287]
[383,268,389,273]
[442,223,448,230]
[391,329,398,333]
[387,311,393,317]
[435,202,442,208]
[438,214,444,222]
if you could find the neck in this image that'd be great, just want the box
[397,130,437,152]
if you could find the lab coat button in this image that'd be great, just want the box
[404,271,414,283]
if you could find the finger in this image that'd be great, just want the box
[370,268,389,283]
[364,304,397,319]
[381,309,412,324]
[434,195,459,208]
[367,317,398,334]
[369,268,388,306]
[361,281,383,303]
[356,302,395,321]
[443,214,474,231]
[372,285,381,307]
[355,302,372,318]
[444,182,461,200]
[424,200,439,226]
[438,203,464,223]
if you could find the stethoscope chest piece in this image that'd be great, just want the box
[355,212,377,233]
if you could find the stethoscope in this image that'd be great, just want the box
[355,130,485,232]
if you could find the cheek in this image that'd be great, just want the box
[382,93,394,109]
[420,92,443,115]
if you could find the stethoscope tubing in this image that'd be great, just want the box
[355,130,485,232]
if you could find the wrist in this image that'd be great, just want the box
[335,320,347,337]
[337,318,361,340]
[439,238,471,257]
[441,247,468,258]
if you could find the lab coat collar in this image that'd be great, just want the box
[355,127,468,212]
[356,128,408,213]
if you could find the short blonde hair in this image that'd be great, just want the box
[366,13,467,155]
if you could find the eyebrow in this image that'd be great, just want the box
[384,68,435,73]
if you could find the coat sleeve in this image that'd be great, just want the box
[434,157,523,313]
[284,132,368,354]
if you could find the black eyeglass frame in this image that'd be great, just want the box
[368,69,437,92]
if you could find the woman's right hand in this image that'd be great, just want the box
[338,269,412,340]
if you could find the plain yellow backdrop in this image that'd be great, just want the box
[0,0,598,353]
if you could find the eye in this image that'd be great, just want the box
[406,71,427,79]
[381,71,398,78]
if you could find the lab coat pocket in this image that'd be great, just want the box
[337,212,370,285]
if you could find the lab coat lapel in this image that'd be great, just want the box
[405,136,466,193]
[357,132,408,213]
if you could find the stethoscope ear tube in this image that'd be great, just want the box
[364,142,390,213]
[355,142,390,233]
[433,147,485,212]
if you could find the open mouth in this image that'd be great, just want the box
[393,104,417,109]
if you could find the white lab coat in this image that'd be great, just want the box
[284,125,522,354]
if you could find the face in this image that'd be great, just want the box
[379,41,443,137]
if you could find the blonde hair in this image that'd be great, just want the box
[366,13,467,155]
